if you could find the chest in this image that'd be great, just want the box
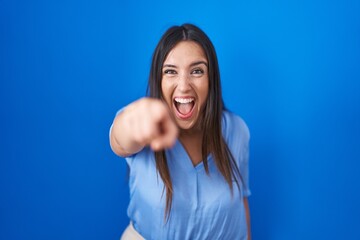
[131,149,243,214]
[179,136,204,166]
[127,145,247,239]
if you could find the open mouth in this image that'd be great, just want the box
[173,97,195,119]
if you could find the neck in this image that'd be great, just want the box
[179,127,204,166]
[179,125,202,139]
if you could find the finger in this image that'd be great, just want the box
[150,116,178,151]
[130,110,158,147]
[149,100,170,123]
[141,114,160,145]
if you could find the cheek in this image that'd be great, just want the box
[161,80,172,104]
[199,80,209,102]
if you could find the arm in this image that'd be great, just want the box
[110,98,178,157]
[244,197,251,240]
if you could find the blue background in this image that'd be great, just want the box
[1,0,359,239]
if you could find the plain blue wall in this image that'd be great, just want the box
[1,0,359,239]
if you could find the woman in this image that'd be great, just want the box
[110,23,251,240]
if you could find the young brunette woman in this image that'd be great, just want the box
[110,23,251,240]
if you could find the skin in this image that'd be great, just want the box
[109,97,178,157]
[109,40,251,238]
[161,41,209,166]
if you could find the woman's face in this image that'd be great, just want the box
[161,41,209,130]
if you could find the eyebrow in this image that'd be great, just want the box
[190,61,208,67]
[163,61,208,68]
[163,64,177,68]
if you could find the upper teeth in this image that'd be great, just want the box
[174,97,194,104]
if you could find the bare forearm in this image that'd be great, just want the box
[110,111,144,157]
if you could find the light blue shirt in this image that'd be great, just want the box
[124,111,250,240]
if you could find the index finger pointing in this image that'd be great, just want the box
[150,114,178,151]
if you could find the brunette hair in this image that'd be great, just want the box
[147,23,242,220]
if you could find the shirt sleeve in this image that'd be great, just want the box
[223,111,251,197]
[240,132,251,197]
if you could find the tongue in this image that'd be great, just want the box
[177,103,193,115]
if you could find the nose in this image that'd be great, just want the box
[177,73,191,92]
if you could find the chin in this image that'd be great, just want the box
[178,123,194,130]
[176,116,201,132]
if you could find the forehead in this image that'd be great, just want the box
[164,41,207,65]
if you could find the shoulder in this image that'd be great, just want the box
[222,110,250,143]
[125,146,154,168]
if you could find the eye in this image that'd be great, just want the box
[163,69,177,75]
[191,68,204,75]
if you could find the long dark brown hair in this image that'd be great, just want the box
[147,23,242,220]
